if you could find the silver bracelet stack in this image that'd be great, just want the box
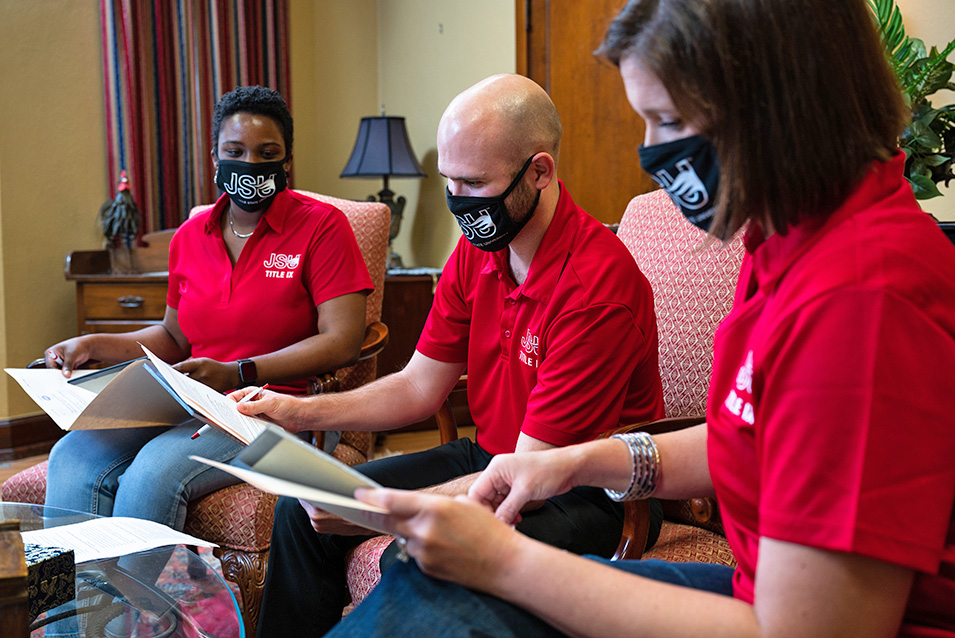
[604,431,661,501]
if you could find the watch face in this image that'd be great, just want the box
[239,359,257,384]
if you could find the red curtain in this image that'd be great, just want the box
[101,0,291,233]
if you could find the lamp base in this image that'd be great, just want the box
[370,187,409,270]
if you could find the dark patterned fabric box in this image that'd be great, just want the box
[23,543,75,619]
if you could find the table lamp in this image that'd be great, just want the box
[340,115,426,270]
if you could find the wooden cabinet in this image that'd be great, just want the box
[66,253,168,335]
[378,273,439,377]
[65,231,173,335]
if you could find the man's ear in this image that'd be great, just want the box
[210,148,219,169]
[529,152,556,189]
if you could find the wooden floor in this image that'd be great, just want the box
[0,426,477,487]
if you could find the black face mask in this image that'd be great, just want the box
[215,158,288,213]
[638,135,719,233]
[446,156,539,252]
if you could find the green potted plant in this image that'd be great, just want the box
[868,0,955,200]
[97,170,141,273]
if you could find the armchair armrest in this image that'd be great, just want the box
[434,375,468,445]
[604,416,707,561]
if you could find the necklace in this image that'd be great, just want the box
[228,210,255,239]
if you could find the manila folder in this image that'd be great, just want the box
[71,359,193,430]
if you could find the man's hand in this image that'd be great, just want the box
[231,387,311,433]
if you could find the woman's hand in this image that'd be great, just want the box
[355,488,527,593]
[45,337,95,377]
[468,447,584,526]
[173,357,239,392]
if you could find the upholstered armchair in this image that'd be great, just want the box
[1,191,391,636]
[610,189,743,566]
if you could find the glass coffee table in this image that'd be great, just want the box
[1,502,243,637]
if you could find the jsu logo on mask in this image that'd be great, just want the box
[263,253,300,279]
[457,210,497,240]
[653,158,709,211]
[222,172,277,200]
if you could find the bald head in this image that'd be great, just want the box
[438,74,562,167]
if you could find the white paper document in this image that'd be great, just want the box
[6,359,195,432]
[21,517,215,564]
[3,368,98,430]
[140,345,268,444]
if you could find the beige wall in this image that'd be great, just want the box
[377,0,516,268]
[287,0,381,202]
[0,0,106,417]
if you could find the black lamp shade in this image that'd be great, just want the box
[340,116,426,178]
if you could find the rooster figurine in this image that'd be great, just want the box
[98,170,140,249]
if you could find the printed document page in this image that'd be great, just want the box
[4,368,97,430]
[21,517,215,564]
[6,363,192,431]
[140,344,268,444]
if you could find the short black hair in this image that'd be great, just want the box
[212,85,293,155]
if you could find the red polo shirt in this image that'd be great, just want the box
[168,189,373,394]
[417,182,664,455]
[706,153,955,635]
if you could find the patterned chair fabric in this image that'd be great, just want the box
[1,191,391,637]
[617,189,743,419]
[616,189,743,566]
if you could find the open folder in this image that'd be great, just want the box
[191,423,390,534]
[5,345,269,444]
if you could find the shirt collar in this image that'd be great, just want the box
[204,188,292,236]
[478,180,577,303]
[745,152,911,294]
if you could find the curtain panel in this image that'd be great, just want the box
[101,0,290,233]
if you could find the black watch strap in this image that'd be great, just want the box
[237,358,257,385]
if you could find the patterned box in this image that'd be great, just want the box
[23,543,75,620]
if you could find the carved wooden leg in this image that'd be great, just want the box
[214,547,269,638]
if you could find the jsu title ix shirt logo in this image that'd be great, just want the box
[723,350,755,425]
[519,329,539,368]
[263,253,300,278]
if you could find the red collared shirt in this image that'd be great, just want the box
[168,189,373,394]
[417,182,664,455]
[707,153,955,635]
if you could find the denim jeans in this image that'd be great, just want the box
[327,557,735,638]
[255,437,655,637]
[45,420,244,530]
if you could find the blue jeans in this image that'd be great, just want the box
[255,438,655,637]
[326,557,734,638]
[45,420,244,530]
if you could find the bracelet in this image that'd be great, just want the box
[604,432,661,501]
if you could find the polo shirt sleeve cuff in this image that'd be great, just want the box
[520,417,600,448]
[414,338,467,365]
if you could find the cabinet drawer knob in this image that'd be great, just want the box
[117,295,145,309]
